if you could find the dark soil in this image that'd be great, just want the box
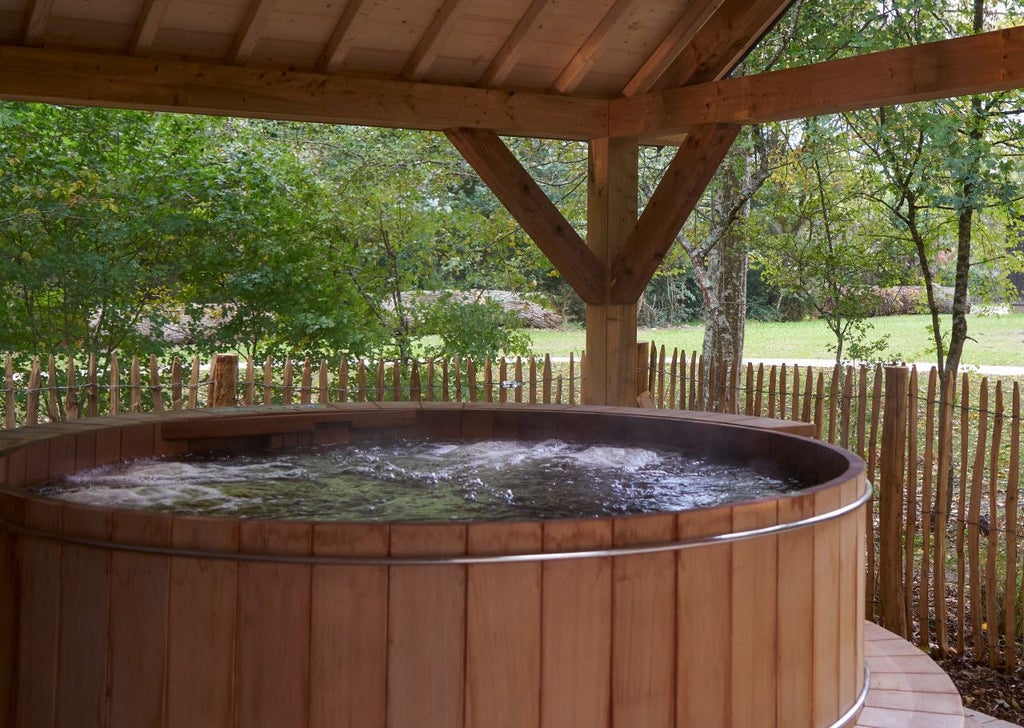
[936,655,1024,724]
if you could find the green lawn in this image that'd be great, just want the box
[523,313,1024,366]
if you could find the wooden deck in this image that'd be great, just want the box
[857,621,967,728]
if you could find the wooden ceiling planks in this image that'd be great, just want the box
[227,0,275,64]
[21,0,52,44]
[129,0,171,55]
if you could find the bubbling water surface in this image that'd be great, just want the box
[35,438,805,522]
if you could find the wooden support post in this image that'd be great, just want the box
[879,366,909,637]
[209,354,239,408]
[583,137,638,406]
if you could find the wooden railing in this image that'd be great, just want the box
[2,347,1022,670]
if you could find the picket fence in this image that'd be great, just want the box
[2,347,1022,670]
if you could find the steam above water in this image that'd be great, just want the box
[36,439,803,522]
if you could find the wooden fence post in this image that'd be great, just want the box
[209,354,239,408]
[879,366,909,638]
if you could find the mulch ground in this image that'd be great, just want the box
[936,655,1024,724]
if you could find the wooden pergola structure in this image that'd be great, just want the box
[1,0,1022,405]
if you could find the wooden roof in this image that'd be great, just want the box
[1,1,1024,142]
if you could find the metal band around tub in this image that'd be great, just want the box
[831,665,871,728]
[2,478,871,566]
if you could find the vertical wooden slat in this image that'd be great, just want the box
[856,366,869,459]
[110,352,122,414]
[776,494,814,727]
[744,362,754,416]
[542,355,552,404]
[1004,383,1020,670]
[263,355,274,405]
[813,372,825,439]
[187,355,200,409]
[374,359,384,402]
[389,525,467,727]
[668,348,678,410]
[985,381,1003,668]
[130,356,142,413]
[677,507,731,725]
[865,365,883,619]
[956,373,971,655]
[283,359,295,405]
[46,354,59,422]
[301,358,313,405]
[904,367,918,636]
[754,363,764,417]
[967,378,989,661]
[802,367,814,424]
[146,354,161,412]
[3,353,14,429]
[426,359,436,402]
[465,522,542,728]
[338,359,349,403]
[696,355,705,411]
[790,364,800,421]
[514,357,523,404]
[688,352,697,410]
[727,359,739,414]
[612,514,675,727]
[244,356,255,406]
[318,360,330,404]
[453,357,462,403]
[26,357,40,426]
[169,357,182,411]
[56,509,111,728]
[840,366,854,450]
[484,358,493,403]
[529,357,537,404]
[87,353,99,418]
[357,360,367,402]
[813,487,842,724]
[166,518,238,727]
[778,363,787,421]
[656,345,666,408]
[468,358,478,403]
[568,353,576,406]
[827,363,841,444]
[918,367,937,649]
[732,500,778,726]
[767,364,778,418]
[65,355,79,420]
[109,514,170,728]
[310,524,388,727]
[235,522,312,727]
[934,373,954,654]
[541,520,612,727]
[498,360,509,404]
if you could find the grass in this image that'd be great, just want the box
[523,312,1024,367]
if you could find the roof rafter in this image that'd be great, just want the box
[402,0,467,81]
[552,0,640,94]
[229,0,277,65]
[21,0,53,45]
[317,0,376,74]
[654,0,793,88]
[611,25,1024,138]
[477,0,555,87]
[620,0,726,96]
[0,45,608,140]
[129,0,171,56]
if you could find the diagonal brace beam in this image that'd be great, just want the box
[609,123,740,303]
[445,127,607,304]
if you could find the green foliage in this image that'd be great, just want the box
[419,295,532,363]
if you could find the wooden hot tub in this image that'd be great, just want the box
[0,403,868,727]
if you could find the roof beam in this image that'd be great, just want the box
[620,0,726,97]
[478,0,555,87]
[22,0,53,45]
[654,0,792,88]
[317,0,376,74]
[402,0,466,81]
[129,0,171,56]
[552,0,639,94]
[445,128,607,304]
[609,124,739,302]
[611,25,1024,138]
[229,0,276,65]
[0,45,607,140]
